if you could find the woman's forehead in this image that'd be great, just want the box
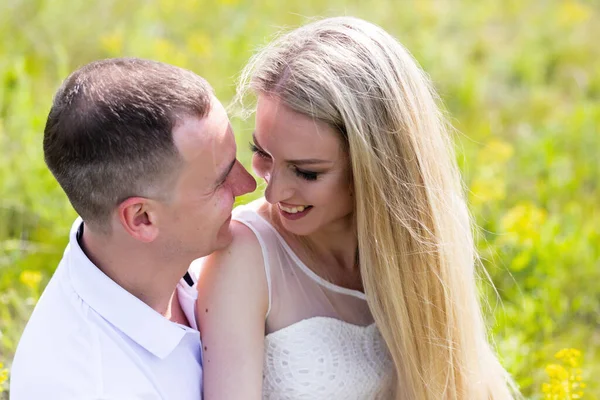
[255,96,342,157]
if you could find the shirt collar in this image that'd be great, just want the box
[65,218,194,359]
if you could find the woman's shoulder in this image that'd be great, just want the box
[232,198,283,245]
[194,198,277,286]
[200,219,265,274]
[233,197,271,221]
[195,218,270,321]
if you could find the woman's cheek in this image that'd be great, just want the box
[252,156,271,181]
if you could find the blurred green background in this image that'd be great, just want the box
[0,0,598,398]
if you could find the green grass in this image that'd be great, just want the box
[1,0,598,398]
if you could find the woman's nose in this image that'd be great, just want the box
[264,169,294,204]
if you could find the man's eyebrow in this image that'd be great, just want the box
[252,132,334,166]
[216,159,236,185]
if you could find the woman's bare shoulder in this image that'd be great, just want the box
[196,219,269,320]
[197,221,265,280]
[235,197,273,223]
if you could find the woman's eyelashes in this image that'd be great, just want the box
[249,142,269,159]
[294,168,318,181]
[249,142,319,182]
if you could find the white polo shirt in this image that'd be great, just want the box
[10,218,203,400]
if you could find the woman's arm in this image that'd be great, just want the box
[196,221,269,400]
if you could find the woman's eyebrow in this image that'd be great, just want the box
[252,132,334,166]
[286,158,334,166]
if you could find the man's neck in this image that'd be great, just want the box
[80,224,190,326]
[163,290,191,326]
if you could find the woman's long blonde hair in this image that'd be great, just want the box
[235,16,517,399]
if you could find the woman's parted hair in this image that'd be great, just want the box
[235,17,517,399]
[44,58,212,232]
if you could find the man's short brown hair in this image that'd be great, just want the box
[43,58,212,230]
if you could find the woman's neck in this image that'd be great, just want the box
[267,204,362,290]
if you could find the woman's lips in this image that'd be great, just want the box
[278,204,313,220]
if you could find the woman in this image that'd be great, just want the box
[196,16,517,399]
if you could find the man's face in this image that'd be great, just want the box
[158,97,256,262]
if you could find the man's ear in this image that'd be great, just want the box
[117,197,160,243]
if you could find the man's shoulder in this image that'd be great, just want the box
[18,261,92,336]
[10,349,99,399]
[10,274,143,399]
[10,261,101,391]
[10,311,100,399]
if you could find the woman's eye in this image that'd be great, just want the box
[249,142,271,159]
[294,168,318,181]
[249,142,318,181]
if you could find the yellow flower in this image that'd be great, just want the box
[545,364,569,381]
[154,38,189,68]
[542,348,585,400]
[469,139,514,206]
[186,32,213,58]
[476,139,514,166]
[100,32,124,55]
[470,176,506,205]
[555,348,582,368]
[19,270,42,290]
[498,202,547,249]
[0,362,8,393]
[558,0,591,27]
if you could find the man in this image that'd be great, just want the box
[9,58,256,399]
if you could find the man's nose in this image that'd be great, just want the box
[231,161,257,196]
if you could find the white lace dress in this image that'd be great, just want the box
[232,199,391,400]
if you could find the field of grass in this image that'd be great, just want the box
[1,0,598,398]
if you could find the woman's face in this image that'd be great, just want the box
[252,95,353,236]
